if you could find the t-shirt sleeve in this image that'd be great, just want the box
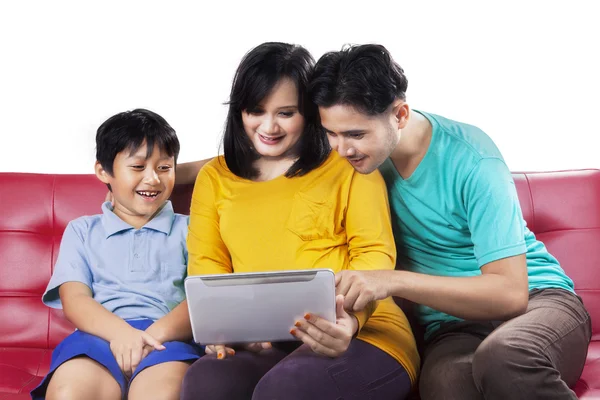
[42,221,93,308]
[464,157,527,267]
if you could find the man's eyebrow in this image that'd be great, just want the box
[322,126,366,135]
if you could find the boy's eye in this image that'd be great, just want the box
[131,165,144,170]
[158,165,172,171]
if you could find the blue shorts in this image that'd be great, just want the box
[30,319,203,399]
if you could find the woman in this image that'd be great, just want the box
[181,42,419,400]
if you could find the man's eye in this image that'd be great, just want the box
[349,134,364,139]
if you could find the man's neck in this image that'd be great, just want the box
[389,110,432,180]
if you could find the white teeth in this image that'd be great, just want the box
[138,191,160,197]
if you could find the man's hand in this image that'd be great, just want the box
[335,270,391,312]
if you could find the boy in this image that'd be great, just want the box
[31,109,201,400]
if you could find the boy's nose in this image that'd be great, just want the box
[144,169,160,184]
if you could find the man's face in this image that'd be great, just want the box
[319,104,399,174]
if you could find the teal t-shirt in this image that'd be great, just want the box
[379,111,575,339]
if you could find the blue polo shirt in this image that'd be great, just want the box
[379,111,575,339]
[43,201,189,321]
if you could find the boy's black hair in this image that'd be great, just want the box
[223,42,330,179]
[96,108,180,176]
[309,44,408,115]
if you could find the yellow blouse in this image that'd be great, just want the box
[187,152,420,384]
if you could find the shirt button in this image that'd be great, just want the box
[134,253,139,258]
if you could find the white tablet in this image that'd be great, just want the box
[184,269,336,345]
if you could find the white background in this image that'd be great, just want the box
[1,0,598,174]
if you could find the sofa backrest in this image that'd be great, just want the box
[1,170,598,348]
[513,170,600,340]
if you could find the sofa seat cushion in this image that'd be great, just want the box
[574,340,600,399]
[0,348,50,396]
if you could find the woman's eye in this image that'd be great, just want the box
[247,109,264,115]
[280,111,295,117]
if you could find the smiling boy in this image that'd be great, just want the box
[31,109,201,400]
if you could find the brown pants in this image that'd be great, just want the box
[419,289,592,400]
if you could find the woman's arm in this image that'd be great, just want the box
[341,169,397,330]
[187,163,232,275]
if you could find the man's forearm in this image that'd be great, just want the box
[389,270,528,321]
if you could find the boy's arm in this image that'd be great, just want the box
[175,158,214,185]
[59,282,141,341]
[145,300,192,343]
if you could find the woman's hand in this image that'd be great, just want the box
[291,294,358,357]
[205,342,272,359]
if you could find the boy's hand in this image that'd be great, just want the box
[109,327,165,377]
[291,295,358,357]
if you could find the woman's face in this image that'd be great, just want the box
[242,78,305,160]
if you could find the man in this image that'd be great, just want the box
[309,44,590,400]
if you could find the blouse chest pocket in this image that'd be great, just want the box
[286,192,335,241]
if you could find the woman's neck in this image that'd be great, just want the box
[253,156,297,182]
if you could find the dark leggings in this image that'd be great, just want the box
[181,339,412,400]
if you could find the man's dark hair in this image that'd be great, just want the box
[309,44,408,115]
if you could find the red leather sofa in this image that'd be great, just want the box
[1,170,599,399]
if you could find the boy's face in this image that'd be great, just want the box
[318,104,401,174]
[95,142,175,229]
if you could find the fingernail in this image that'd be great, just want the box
[227,349,235,356]
[294,321,301,327]
[304,313,311,320]
[217,352,224,359]
[290,329,297,336]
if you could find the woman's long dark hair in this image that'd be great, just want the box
[223,42,330,179]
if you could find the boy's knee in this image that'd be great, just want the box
[47,380,120,400]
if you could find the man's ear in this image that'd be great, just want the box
[95,161,111,184]
[392,100,410,129]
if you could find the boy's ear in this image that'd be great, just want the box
[95,161,111,184]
